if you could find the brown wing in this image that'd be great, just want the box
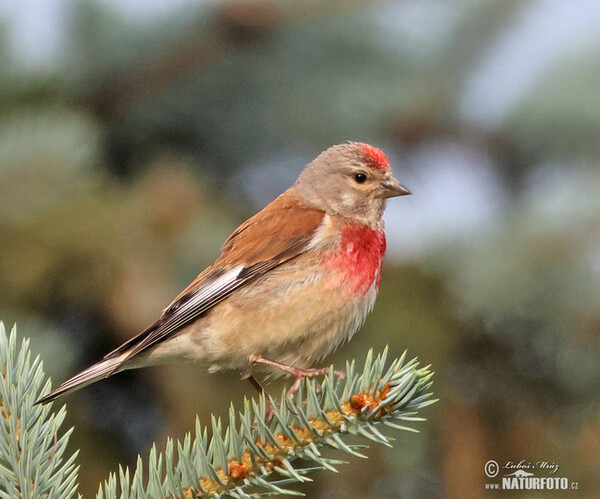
[161,189,325,309]
[104,189,325,363]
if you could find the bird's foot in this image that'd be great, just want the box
[285,366,345,399]
[248,355,345,400]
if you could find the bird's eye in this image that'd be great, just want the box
[353,173,367,184]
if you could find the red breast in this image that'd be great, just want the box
[325,221,386,295]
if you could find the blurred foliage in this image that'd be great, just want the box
[1,0,599,497]
[509,42,600,159]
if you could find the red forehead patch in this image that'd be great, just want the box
[360,144,390,171]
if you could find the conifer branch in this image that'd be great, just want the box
[0,323,80,499]
[0,322,436,498]
[98,348,436,498]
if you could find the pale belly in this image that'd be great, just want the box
[141,220,385,375]
[142,258,380,375]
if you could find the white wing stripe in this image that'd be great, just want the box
[155,265,245,335]
[177,265,243,315]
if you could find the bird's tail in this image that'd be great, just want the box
[35,353,127,405]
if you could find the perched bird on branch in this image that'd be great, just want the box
[36,142,410,405]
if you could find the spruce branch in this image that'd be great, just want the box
[0,323,80,499]
[0,321,436,498]
[98,348,436,498]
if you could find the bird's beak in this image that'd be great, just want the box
[380,176,411,198]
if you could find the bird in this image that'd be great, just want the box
[36,142,410,405]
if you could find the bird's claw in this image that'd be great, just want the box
[285,366,345,399]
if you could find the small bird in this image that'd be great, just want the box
[36,142,410,405]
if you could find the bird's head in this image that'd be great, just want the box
[293,142,411,225]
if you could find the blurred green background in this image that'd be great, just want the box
[1,0,599,497]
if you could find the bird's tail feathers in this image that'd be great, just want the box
[35,354,127,405]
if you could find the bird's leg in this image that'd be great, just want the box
[248,354,345,399]
[247,374,266,394]
[246,374,276,422]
